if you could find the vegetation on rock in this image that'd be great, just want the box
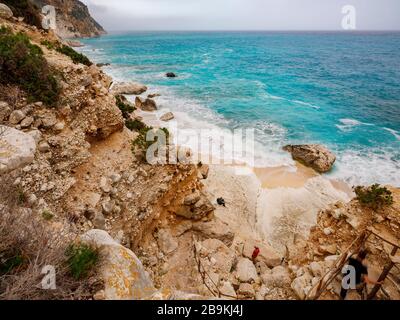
[41,39,92,66]
[115,94,135,119]
[56,44,92,66]
[0,27,60,106]
[354,184,393,210]
[65,243,99,280]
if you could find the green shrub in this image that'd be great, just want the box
[354,184,393,210]
[132,125,171,163]
[116,95,136,119]
[17,188,26,205]
[65,243,99,280]
[0,251,24,275]
[0,27,60,106]
[42,210,54,221]
[56,44,92,66]
[40,40,58,51]
[126,119,146,131]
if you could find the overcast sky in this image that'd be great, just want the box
[81,0,400,31]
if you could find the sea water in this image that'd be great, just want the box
[79,31,400,186]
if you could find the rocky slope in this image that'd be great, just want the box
[1,8,399,300]
[31,0,106,38]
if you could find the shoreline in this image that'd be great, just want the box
[81,45,355,250]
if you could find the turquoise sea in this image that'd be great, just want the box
[79,32,400,186]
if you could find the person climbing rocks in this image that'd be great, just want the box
[217,197,226,207]
[340,249,382,300]
[252,246,260,261]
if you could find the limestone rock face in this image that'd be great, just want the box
[283,144,336,173]
[193,218,235,246]
[31,0,106,38]
[0,3,13,19]
[111,82,147,95]
[291,273,313,300]
[80,229,157,300]
[176,193,214,220]
[0,126,36,175]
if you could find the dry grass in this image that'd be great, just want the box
[0,84,25,107]
[0,180,103,300]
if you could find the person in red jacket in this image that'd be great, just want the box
[252,246,260,261]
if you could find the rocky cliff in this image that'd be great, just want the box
[31,0,106,38]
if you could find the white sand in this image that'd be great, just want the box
[134,96,352,253]
[204,163,352,253]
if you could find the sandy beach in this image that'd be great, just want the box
[133,101,354,253]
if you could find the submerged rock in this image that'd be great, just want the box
[283,144,336,173]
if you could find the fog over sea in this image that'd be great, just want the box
[79,31,400,186]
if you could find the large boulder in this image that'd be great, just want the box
[193,218,235,246]
[197,239,236,274]
[0,126,36,175]
[176,193,215,220]
[80,229,157,300]
[160,112,174,122]
[0,3,13,19]
[283,144,336,173]
[236,258,259,283]
[242,239,282,268]
[111,82,147,95]
[135,97,157,112]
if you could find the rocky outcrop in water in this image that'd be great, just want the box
[283,144,336,173]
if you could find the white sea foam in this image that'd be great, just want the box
[292,100,320,110]
[328,148,400,187]
[383,127,400,141]
[80,47,399,187]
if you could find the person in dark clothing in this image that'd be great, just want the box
[340,250,381,300]
[217,197,226,207]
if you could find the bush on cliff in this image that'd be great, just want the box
[0,199,102,299]
[65,243,99,280]
[41,39,92,66]
[0,27,60,106]
[56,44,92,66]
[2,0,42,29]
[116,94,135,119]
[354,184,393,210]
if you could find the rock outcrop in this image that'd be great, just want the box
[111,82,147,95]
[135,97,157,112]
[283,144,336,173]
[0,3,13,19]
[31,0,106,38]
[81,229,156,300]
[0,126,36,174]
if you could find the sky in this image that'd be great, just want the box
[81,0,400,31]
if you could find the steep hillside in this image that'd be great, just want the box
[31,0,105,38]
